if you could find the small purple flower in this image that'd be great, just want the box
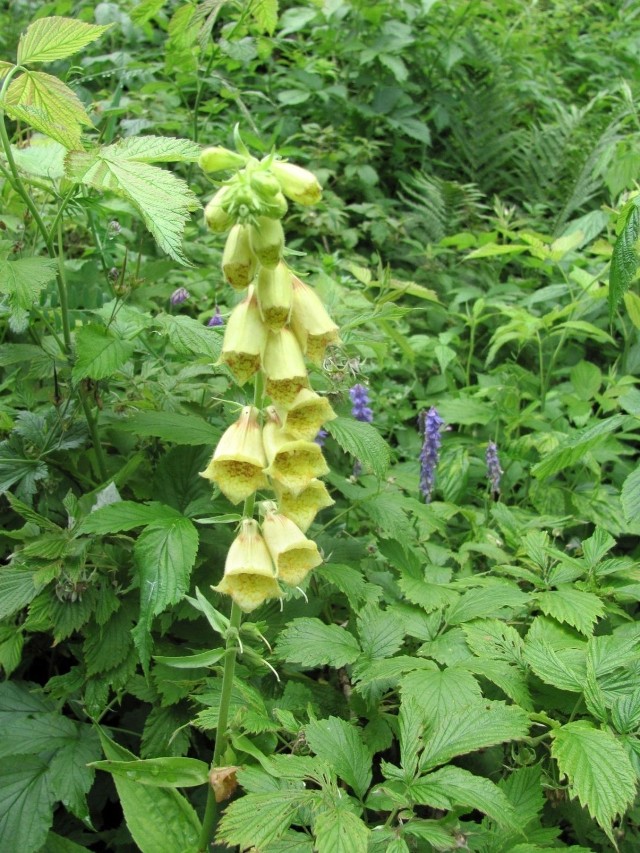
[208,305,224,327]
[486,441,503,500]
[314,428,328,447]
[349,384,373,423]
[419,407,444,503]
[170,287,190,306]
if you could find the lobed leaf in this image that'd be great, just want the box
[305,716,372,799]
[275,618,361,668]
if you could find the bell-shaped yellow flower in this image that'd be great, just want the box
[222,224,257,290]
[277,388,336,441]
[270,161,322,206]
[219,288,267,385]
[204,186,234,233]
[199,406,268,504]
[290,276,341,365]
[274,479,334,533]
[263,408,329,495]
[213,519,281,613]
[262,327,308,407]
[256,261,293,332]
[261,504,322,586]
[249,217,284,269]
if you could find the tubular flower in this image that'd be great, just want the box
[256,261,293,332]
[222,224,257,290]
[261,504,322,586]
[278,388,337,441]
[263,408,329,495]
[204,186,234,233]
[249,217,284,269]
[270,161,322,206]
[219,288,267,385]
[199,146,247,173]
[199,406,268,504]
[170,287,190,305]
[262,327,309,407]
[274,478,334,533]
[213,519,281,612]
[290,276,341,364]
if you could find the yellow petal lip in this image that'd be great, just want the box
[262,510,322,586]
[274,479,334,533]
[277,388,337,441]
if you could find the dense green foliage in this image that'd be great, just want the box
[1,1,639,851]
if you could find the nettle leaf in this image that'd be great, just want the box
[536,586,605,636]
[72,324,135,381]
[0,61,13,80]
[326,416,390,478]
[524,638,585,692]
[356,606,404,661]
[401,666,482,720]
[531,415,626,479]
[218,788,316,850]
[610,199,640,319]
[112,411,219,446]
[78,501,182,535]
[446,583,529,625]
[551,721,637,837]
[154,313,222,359]
[305,717,372,799]
[17,17,111,63]
[47,724,101,822]
[0,257,57,328]
[0,755,55,852]
[0,567,43,621]
[621,466,640,526]
[275,618,361,668]
[4,71,93,149]
[414,765,517,829]
[314,806,370,853]
[65,139,201,264]
[91,757,209,788]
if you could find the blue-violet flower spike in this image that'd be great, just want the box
[349,384,373,423]
[419,407,444,503]
[486,441,503,500]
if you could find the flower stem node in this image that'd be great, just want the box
[199,405,268,504]
[290,276,341,364]
[249,217,285,269]
[256,261,293,332]
[199,146,248,173]
[274,479,334,532]
[261,506,322,586]
[219,288,267,385]
[213,519,282,612]
[222,224,257,290]
[270,161,323,206]
[263,407,329,495]
[204,186,235,234]
[277,388,337,441]
[262,327,309,407]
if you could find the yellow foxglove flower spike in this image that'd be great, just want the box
[261,503,322,586]
[270,161,322,206]
[276,387,337,441]
[249,217,284,269]
[290,276,341,365]
[262,327,308,407]
[263,407,329,495]
[213,518,281,612]
[199,405,268,504]
[222,224,257,290]
[219,288,267,385]
[274,479,335,533]
[256,261,293,332]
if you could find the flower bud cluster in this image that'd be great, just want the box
[199,145,337,612]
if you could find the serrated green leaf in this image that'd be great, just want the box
[413,765,517,828]
[98,730,201,853]
[250,0,279,34]
[11,140,67,179]
[305,716,372,799]
[0,257,57,315]
[524,637,585,691]
[531,415,626,479]
[551,721,637,835]
[4,71,92,148]
[462,618,525,665]
[0,755,55,853]
[91,757,209,787]
[0,61,13,80]
[461,657,533,710]
[356,606,404,661]
[218,789,316,850]
[275,618,361,668]
[398,696,425,777]
[419,701,530,772]
[314,806,370,853]
[0,567,42,621]
[621,467,640,526]
[112,411,219,446]
[141,705,191,759]
[401,666,482,720]
[47,724,101,821]
[66,140,200,264]
[78,500,182,534]
[17,17,110,63]
[536,586,605,636]
[72,324,135,381]
[326,417,390,478]
[83,606,133,676]
[446,583,529,625]
[131,0,167,24]
[155,313,222,359]
[403,820,454,847]
[610,201,640,318]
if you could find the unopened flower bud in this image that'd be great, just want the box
[199,405,268,504]
[222,224,257,290]
[262,327,308,407]
[208,305,224,327]
[204,186,234,234]
[263,408,329,495]
[249,217,284,269]
[277,388,337,441]
[261,505,322,586]
[170,287,190,305]
[256,261,293,332]
[213,518,281,612]
[250,170,282,199]
[271,161,322,206]
[290,276,341,364]
[274,479,334,533]
[219,288,267,385]
[199,146,247,173]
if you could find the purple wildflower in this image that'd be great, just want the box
[349,384,373,423]
[170,287,190,306]
[314,428,328,447]
[419,407,444,503]
[486,441,503,500]
[208,305,224,327]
